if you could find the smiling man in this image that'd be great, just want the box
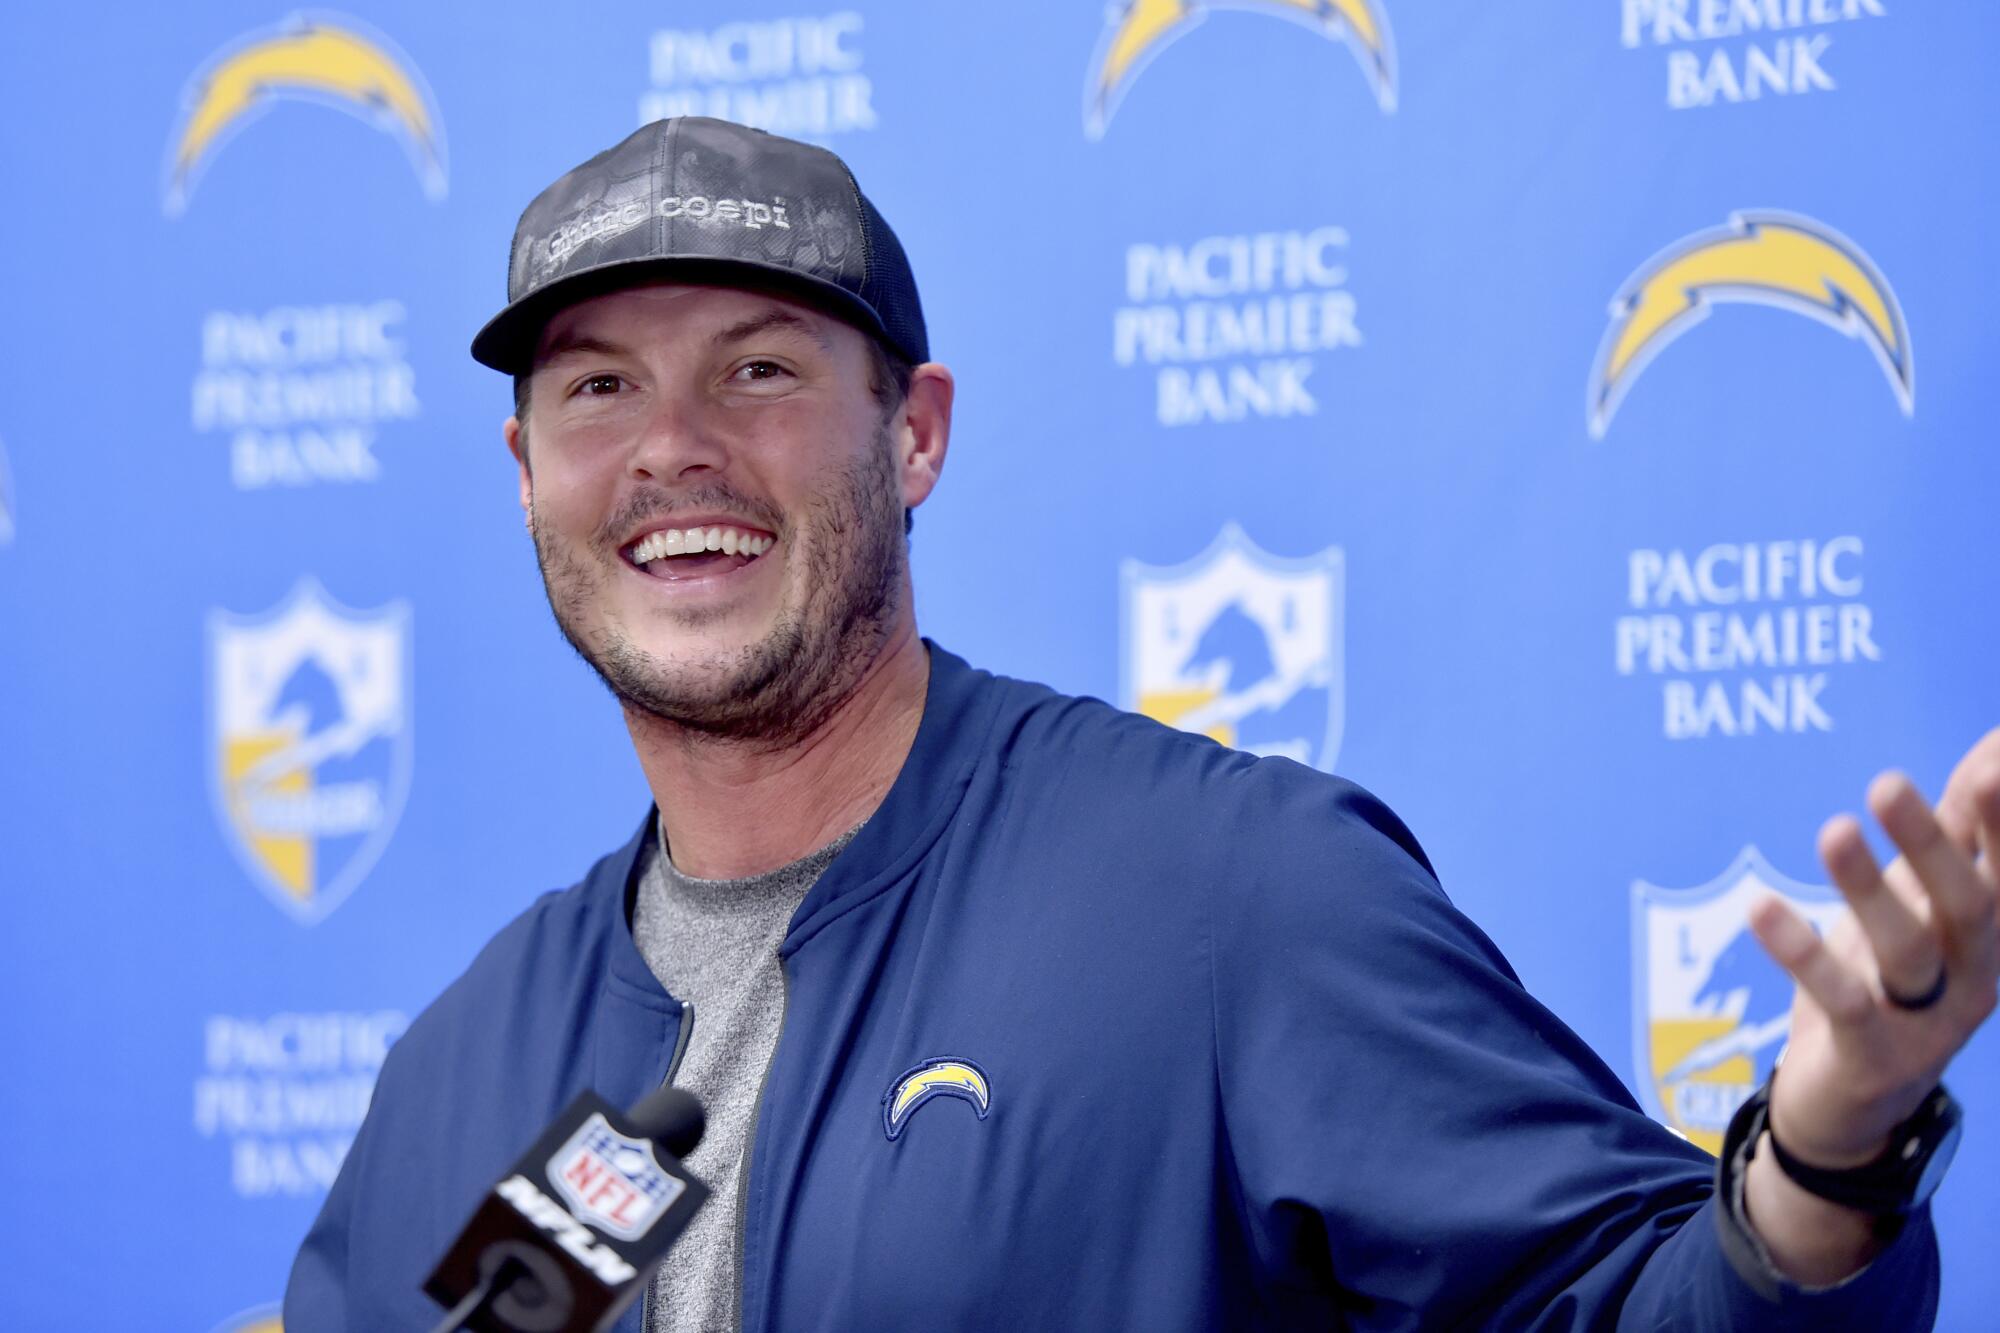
[287,118,1999,1332]
[511,286,939,769]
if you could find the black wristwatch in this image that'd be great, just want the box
[1723,1080,1963,1216]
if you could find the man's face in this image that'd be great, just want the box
[509,283,923,741]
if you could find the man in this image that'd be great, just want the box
[287,117,1998,1330]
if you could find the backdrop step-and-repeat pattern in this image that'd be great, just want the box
[1,3,1995,1328]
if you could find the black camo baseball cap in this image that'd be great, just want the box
[471,117,928,374]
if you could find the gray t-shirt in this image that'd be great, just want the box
[632,820,858,1333]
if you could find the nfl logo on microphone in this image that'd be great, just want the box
[550,1113,685,1241]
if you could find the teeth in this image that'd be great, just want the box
[630,524,773,567]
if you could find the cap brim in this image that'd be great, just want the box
[469,255,906,375]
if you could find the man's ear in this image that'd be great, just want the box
[896,363,954,512]
[503,415,532,525]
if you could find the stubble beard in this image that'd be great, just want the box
[529,421,907,747]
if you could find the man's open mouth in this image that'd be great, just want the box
[623,523,776,579]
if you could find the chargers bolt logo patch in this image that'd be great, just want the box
[165,11,447,215]
[1588,210,1912,439]
[884,1058,992,1141]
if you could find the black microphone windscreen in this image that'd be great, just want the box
[627,1085,705,1158]
[424,1088,711,1331]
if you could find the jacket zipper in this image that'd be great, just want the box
[665,1000,695,1084]
[734,964,789,1333]
[642,1001,697,1333]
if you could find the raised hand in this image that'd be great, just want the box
[1741,729,2000,1281]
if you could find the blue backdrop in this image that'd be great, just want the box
[1,3,1994,1328]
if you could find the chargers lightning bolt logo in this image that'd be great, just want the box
[1588,211,1913,439]
[884,1058,992,1141]
[207,1306,282,1333]
[1085,0,1397,138]
[0,434,14,547]
[165,11,447,215]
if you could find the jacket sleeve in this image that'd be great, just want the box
[1206,775,1939,1330]
[280,984,495,1333]
[282,1062,371,1333]
[280,1004,525,1333]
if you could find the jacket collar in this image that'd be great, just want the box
[784,642,999,950]
[599,641,1000,990]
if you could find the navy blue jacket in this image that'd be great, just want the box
[287,645,1937,1330]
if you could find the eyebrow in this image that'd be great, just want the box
[535,333,626,367]
[712,308,832,352]
[536,306,832,371]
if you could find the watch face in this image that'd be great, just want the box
[1911,1116,1962,1209]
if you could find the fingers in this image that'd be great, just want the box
[1870,772,1996,963]
[1967,748,2000,874]
[1933,726,2000,854]
[1981,775,2000,880]
[1818,812,1940,1002]
[1749,894,1872,1025]
[1760,749,2000,1035]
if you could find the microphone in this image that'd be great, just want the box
[424,1085,710,1333]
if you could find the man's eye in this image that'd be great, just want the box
[733,361,789,383]
[577,374,622,396]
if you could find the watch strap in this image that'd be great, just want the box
[1725,1081,1959,1217]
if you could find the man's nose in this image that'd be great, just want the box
[628,392,727,482]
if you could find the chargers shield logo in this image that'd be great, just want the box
[208,578,412,924]
[1631,847,1844,1154]
[1121,522,1343,770]
[550,1112,685,1241]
